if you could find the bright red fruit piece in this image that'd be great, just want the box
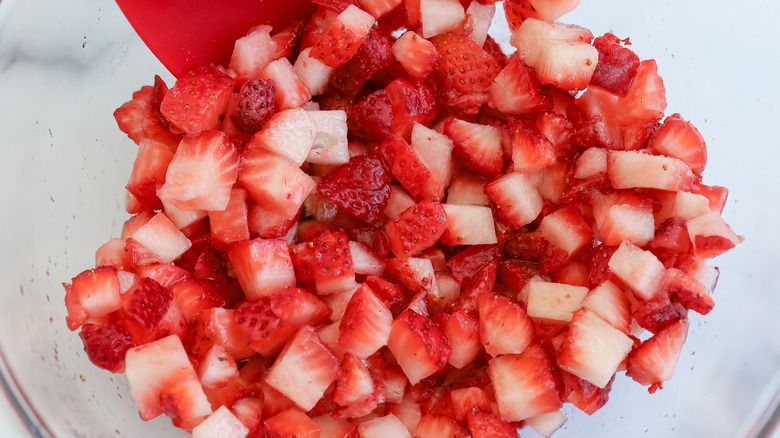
[329,29,394,97]
[590,33,640,95]
[113,76,179,148]
[307,229,357,295]
[234,297,296,356]
[79,321,136,373]
[444,118,503,176]
[125,277,174,331]
[446,244,500,285]
[64,266,123,331]
[626,318,689,393]
[262,408,322,438]
[385,199,449,257]
[316,155,392,224]
[160,65,234,135]
[126,139,174,210]
[348,89,394,142]
[230,78,277,134]
[467,412,518,438]
[339,284,393,358]
[378,134,432,200]
[309,5,376,67]
[387,310,451,385]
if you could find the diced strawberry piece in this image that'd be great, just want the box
[126,139,174,210]
[626,318,689,393]
[607,150,694,192]
[339,283,393,358]
[266,325,340,411]
[239,146,316,219]
[248,107,317,166]
[416,413,470,438]
[450,387,491,422]
[478,291,535,356]
[386,78,439,137]
[392,31,439,80]
[558,309,634,388]
[467,412,518,438]
[660,268,714,315]
[197,344,239,389]
[261,58,312,111]
[650,113,707,175]
[484,173,543,228]
[294,47,336,96]
[64,266,123,331]
[229,25,279,78]
[270,287,332,326]
[434,310,478,369]
[330,29,394,97]
[349,240,385,276]
[303,229,357,294]
[78,320,135,373]
[633,293,688,334]
[263,408,322,438]
[617,59,667,125]
[419,0,466,39]
[686,211,742,258]
[538,206,593,262]
[378,135,433,201]
[317,155,392,224]
[312,414,356,438]
[310,5,376,67]
[125,335,211,422]
[502,0,538,32]
[229,79,277,135]
[526,281,588,326]
[488,56,551,115]
[160,66,233,135]
[311,0,359,13]
[228,238,296,300]
[208,188,249,251]
[499,260,540,299]
[158,130,239,212]
[131,212,192,264]
[440,204,497,246]
[583,243,618,288]
[95,238,133,270]
[463,0,494,47]
[488,344,563,421]
[507,116,556,173]
[388,310,451,384]
[590,33,640,95]
[431,32,501,113]
[124,277,173,331]
[358,0,403,18]
[332,353,380,417]
[607,240,666,301]
[446,244,500,285]
[385,199,449,257]
[114,76,180,148]
[188,307,255,359]
[444,118,503,176]
[581,280,631,334]
[364,275,409,316]
[563,371,613,415]
[376,0,419,33]
[192,406,248,438]
[248,202,300,240]
[234,297,297,356]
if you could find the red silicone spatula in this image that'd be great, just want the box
[115,0,316,78]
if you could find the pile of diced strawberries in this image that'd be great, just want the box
[62,0,742,436]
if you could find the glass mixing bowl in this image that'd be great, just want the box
[0,0,777,437]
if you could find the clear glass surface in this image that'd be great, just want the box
[0,0,777,437]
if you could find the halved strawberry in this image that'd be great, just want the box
[160,66,234,135]
[229,78,277,135]
[266,325,340,411]
[157,130,239,212]
[431,32,501,113]
[385,199,449,257]
[114,76,180,148]
[339,283,394,358]
[488,343,563,421]
[388,309,451,385]
[626,318,689,393]
[444,118,503,176]
[317,155,392,224]
[590,33,640,95]
[79,320,136,373]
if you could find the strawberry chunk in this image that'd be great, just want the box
[64,266,123,331]
[310,5,376,67]
[79,321,136,373]
[385,199,449,257]
[317,155,392,224]
[626,318,689,393]
[332,353,380,417]
[307,229,358,295]
[467,412,518,438]
[124,277,174,331]
[387,310,451,385]
[234,297,297,357]
[339,284,393,358]
[230,78,277,134]
[160,65,234,135]
[444,118,503,176]
[329,29,394,97]
[478,291,535,356]
[348,89,394,142]
[114,76,180,148]
[378,135,433,200]
[590,33,640,95]
[446,244,500,285]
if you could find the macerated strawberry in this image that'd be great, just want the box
[431,31,501,113]
[317,155,392,224]
[348,89,394,142]
[160,65,234,135]
[79,321,136,373]
[385,199,449,257]
[329,29,394,97]
[467,412,518,438]
[229,78,276,134]
[114,76,180,148]
[590,33,640,95]
[339,283,393,359]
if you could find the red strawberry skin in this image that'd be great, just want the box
[329,29,394,97]
[317,155,392,225]
[348,89,394,142]
[160,65,234,135]
[230,78,277,134]
[79,321,136,373]
[234,297,296,356]
[113,76,179,148]
[590,33,640,96]
[447,245,501,285]
[385,199,449,257]
[377,135,432,201]
[125,277,173,331]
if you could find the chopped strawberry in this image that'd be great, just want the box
[499,260,540,299]
[446,244,500,285]
[64,266,123,331]
[661,268,714,315]
[633,294,688,334]
[378,134,433,200]
[478,291,535,356]
[317,154,392,224]
[584,243,618,287]
[502,0,538,33]
[311,0,359,13]
[234,297,296,357]
[450,387,492,422]
[114,76,180,148]
[227,238,296,300]
[431,32,501,113]
[388,310,451,385]
[348,89,394,142]
[262,408,322,437]
[157,130,239,212]
[364,275,409,315]
[187,307,255,360]
[265,325,340,411]
[467,412,518,438]
[126,139,174,210]
[482,35,508,67]
[563,371,614,415]
[385,199,449,257]
[503,230,546,262]
[484,172,543,228]
[488,56,551,116]
[332,353,380,417]
[590,33,640,95]
[339,283,394,358]
[444,118,503,176]
[507,116,556,173]
[626,318,689,393]
[392,31,440,79]
[229,79,277,134]
[416,413,470,437]
[124,277,174,332]
[386,78,439,136]
[307,229,358,294]
[160,65,234,135]
[488,343,563,421]
[329,29,394,97]
[309,5,376,67]
[79,321,136,373]
[269,287,332,327]
[357,414,412,438]
[650,113,708,175]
